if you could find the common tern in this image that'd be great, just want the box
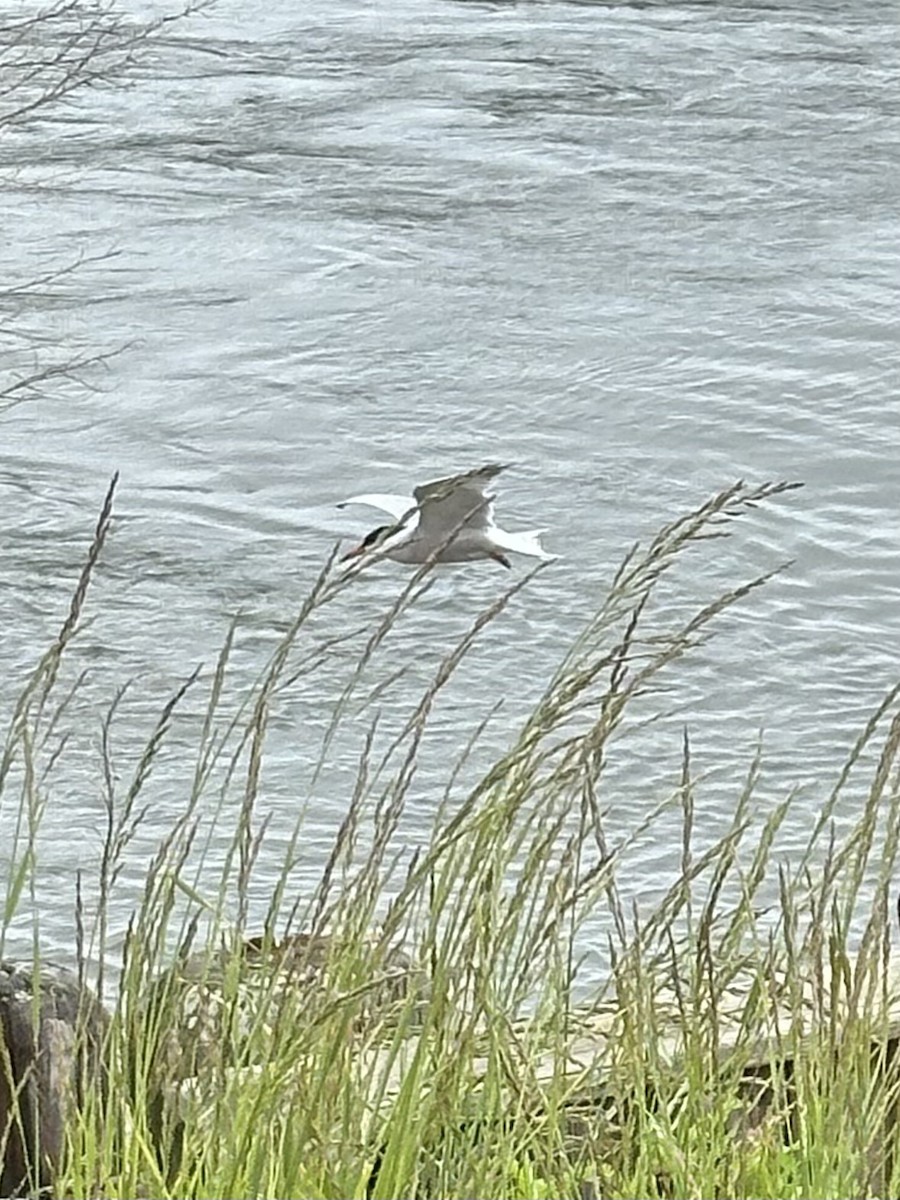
[337,464,555,568]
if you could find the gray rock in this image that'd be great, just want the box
[136,931,426,1182]
[0,960,107,1198]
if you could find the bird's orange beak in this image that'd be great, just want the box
[340,541,367,562]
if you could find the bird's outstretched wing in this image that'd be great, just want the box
[336,493,414,521]
[413,463,508,537]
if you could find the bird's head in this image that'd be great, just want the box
[340,524,394,561]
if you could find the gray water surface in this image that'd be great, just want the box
[2,0,899,980]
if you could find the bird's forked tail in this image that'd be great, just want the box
[492,528,557,562]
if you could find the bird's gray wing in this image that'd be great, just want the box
[412,464,508,537]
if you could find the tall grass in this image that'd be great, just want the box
[3,477,900,1199]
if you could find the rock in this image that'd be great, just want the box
[0,960,107,1198]
[141,931,422,1085]
[135,931,425,1181]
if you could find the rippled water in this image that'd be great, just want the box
[2,0,899,979]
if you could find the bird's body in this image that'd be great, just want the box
[338,464,555,568]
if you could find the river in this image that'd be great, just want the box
[1,0,899,985]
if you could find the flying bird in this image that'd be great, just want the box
[337,464,555,568]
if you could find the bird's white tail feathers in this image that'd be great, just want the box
[492,528,557,561]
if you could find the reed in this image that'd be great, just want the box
[3,476,900,1200]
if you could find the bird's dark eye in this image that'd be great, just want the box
[362,524,389,548]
